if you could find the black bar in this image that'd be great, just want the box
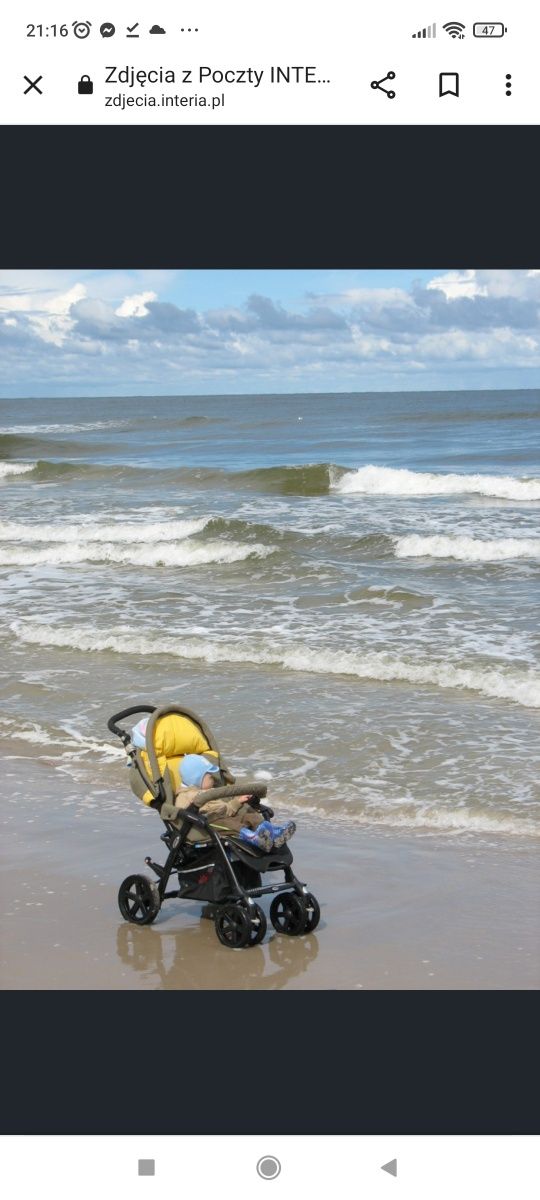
[0,126,537,269]
[1,992,536,1135]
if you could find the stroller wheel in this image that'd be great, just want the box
[247,902,267,946]
[118,874,161,926]
[303,892,321,933]
[270,892,308,936]
[214,903,252,949]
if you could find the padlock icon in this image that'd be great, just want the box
[78,75,94,95]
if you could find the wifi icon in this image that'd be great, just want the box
[443,21,465,39]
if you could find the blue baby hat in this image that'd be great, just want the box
[180,754,220,789]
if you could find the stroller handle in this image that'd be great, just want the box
[107,704,156,741]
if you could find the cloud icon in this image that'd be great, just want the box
[149,25,166,34]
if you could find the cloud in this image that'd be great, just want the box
[0,282,87,347]
[427,270,483,299]
[115,290,157,318]
[68,297,200,342]
[427,268,540,301]
[0,270,538,395]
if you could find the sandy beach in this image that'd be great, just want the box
[2,755,538,991]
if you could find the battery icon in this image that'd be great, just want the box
[473,23,508,37]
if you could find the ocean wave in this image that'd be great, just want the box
[0,420,126,435]
[176,414,213,427]
[28,459,130,482]
[169,460,540,503]
[1,538,272,568]
[0,462,35,479]
[390,408,540,426]
[0,432,100,457]
[354,585,434,607]
[333,464,540,502]
[7,459,148,484]
[0,456,126,483]
[299,798,540,838]
[4,453,538,505]
[9,622,540,708]
[9,458,219,485]
[0,455,344,495]
[204,515,301,547]
[0,516,209,544]
[234,462,345,495]
[394,534,540,562]
[0,512,305,555]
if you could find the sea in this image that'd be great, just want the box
[1,389,539,842]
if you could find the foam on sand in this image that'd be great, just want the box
[333,464,540,501]
[0,715,123,762]
[10,620,540,708]
[394,534,540,561]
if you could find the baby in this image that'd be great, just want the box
[175,753,296,852]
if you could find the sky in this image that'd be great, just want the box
[0,269,539,397]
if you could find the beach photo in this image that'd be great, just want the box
[0,268,539,989]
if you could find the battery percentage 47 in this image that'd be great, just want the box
[473,23,508,37]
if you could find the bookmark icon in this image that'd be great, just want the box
[439,71,460,97]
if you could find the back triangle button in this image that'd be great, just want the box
[381,1159,397,1177]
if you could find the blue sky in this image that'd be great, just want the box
[0,269,539,396]
[145,270,440,309]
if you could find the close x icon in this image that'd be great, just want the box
[23,74,43,93]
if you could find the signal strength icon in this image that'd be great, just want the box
[443,21,465,38]
[412,22,437,38]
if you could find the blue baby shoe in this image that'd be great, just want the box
[239,821,273,852]
[270,820,296,848]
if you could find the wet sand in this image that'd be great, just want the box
[1,757,539,990]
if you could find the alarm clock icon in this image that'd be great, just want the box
[73,21,92,39]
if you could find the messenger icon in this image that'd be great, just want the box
[439,71,460,97]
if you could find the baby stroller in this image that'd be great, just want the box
[107,703,321,948]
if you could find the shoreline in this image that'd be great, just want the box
[2,760,538,990]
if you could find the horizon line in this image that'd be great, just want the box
[1,385,538,402]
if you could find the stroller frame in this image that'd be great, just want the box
[108,703,320,947]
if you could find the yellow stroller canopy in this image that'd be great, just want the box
[112,703,233,806]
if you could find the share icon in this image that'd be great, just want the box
[370,71,396,99]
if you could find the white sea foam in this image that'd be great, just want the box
[0,716,122,761]
[279,792,539,837]
[10,621,540,708]
[0,462,35,479]
[1,714,535,837]
[0,538,271,568]
[384,806,540,837]
[395,534,540,562]
[300,800,540,838]
[333,464,540,502]
[0,517,209,543]
[0,421,126,434]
